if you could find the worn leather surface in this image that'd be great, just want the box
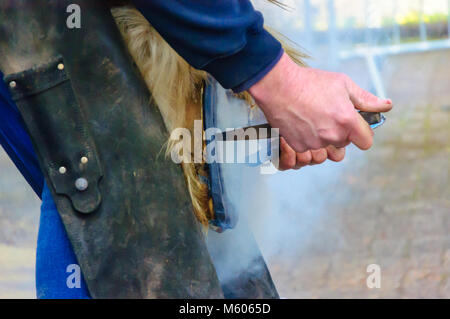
[0,0,223,298]
[206,215,279,299]
[5,56,103,215]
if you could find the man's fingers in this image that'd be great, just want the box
[279,138,347,170]
[346,77,393,112]
[295,150,312,167]
[348,113,373,150]
[280,138,324,170]
[310,149,327,165]
[293,151,311,169]
[326,145,346,162]
[279,137,297,170]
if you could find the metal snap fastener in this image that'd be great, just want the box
[75,177,88,191]
[59,166,67,174]
[57,63,65,70]
[9,81,16,88]
[80,156,88,164]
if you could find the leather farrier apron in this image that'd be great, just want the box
[0,0,222,298]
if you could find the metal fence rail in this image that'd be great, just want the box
[303,0,450,97]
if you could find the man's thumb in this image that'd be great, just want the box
[346,77,393,112]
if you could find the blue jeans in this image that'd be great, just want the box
[36,183,91,299]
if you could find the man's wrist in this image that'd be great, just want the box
[248,52,295,103]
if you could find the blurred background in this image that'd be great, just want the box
[1,0,449,298]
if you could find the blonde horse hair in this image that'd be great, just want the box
[110,2,307,226]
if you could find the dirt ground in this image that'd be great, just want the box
[0,50,449,298]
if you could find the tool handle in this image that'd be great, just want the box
[221,112,386,141]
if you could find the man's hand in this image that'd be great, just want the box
[249,52,393,154]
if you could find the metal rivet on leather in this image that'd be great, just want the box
[4,56,103,215]
[81,156,88,164]
[75,177,88,191]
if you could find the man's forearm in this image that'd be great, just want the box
[131,0,283,92]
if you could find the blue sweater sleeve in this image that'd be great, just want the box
[131,0,283,92]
